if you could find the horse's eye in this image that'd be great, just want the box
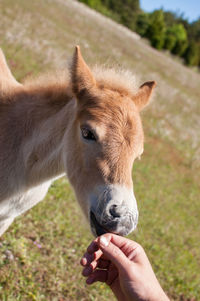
[81,128,96,141]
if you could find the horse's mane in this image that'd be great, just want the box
[93,65,139,96]
[23,65,139,99]
[0,47,139,104]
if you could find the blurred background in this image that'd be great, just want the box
[0,0,199,300]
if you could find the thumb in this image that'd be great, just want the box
[98,235,130,270]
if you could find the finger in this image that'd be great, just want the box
[103,233,139,251]
[82,256,110,277]
[99,234,140,261]
[98,258,110,269]
[82,260,96,277]
[86,270,108,285]
[80,239,100,266]
[93,249,103,261]
[81,248,103,266]
[87,240,99,254]
[80,252,94,266]
[98,235,130,270]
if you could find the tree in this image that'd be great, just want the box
[171,24,188,56]
[144,10,166,49]
[163,10,178,26]
[183,41,200,66]
[78,0,141,31]
[164,27,177,51]
[187,18,200,42]
[135,13,150,36]
[101,0,141,30]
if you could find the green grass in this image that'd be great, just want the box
[0,0,200,300]
[0,179,112,301]
[0,140,199,300]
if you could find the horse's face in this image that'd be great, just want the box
[66,47,156,236]
[74,93,143,237]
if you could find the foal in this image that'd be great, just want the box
[0,46,156,236]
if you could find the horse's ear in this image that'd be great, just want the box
[0,48,21,90]
[133,81,156,111]
[71,46,96,97]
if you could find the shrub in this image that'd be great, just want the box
[183,41,200,66]
[164,32,176,51]
[135,13,150,37]
[144,10,166,49]
[171,24,188,56]
[101,0,140,31]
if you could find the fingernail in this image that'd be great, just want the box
[81,257,87,265]
[99,236,109,247]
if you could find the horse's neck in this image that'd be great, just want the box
[0,85,75,199]
[22,92,75,189]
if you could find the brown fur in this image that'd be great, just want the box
[0,46,156,236]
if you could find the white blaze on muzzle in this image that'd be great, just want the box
[90,184,139,236]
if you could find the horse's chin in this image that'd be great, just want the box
[90,211,108,237]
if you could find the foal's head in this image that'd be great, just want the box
[66,47,156,236]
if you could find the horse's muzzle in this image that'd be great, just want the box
[90,211,108,236]
[89,185,139,236]
[90,208,138,237]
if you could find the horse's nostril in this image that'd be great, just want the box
[109,204,121,218]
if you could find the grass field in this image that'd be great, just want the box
[0,0,200,300]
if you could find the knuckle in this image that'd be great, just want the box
[133,244,146,259]
[111,245,123,258]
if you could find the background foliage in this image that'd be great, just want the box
[79,0,200,68]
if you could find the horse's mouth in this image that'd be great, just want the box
[90,211,108,237]
[90,209,136,237]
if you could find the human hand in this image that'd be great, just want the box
[80,234,169,301]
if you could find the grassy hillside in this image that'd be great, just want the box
[0,0,200,300]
